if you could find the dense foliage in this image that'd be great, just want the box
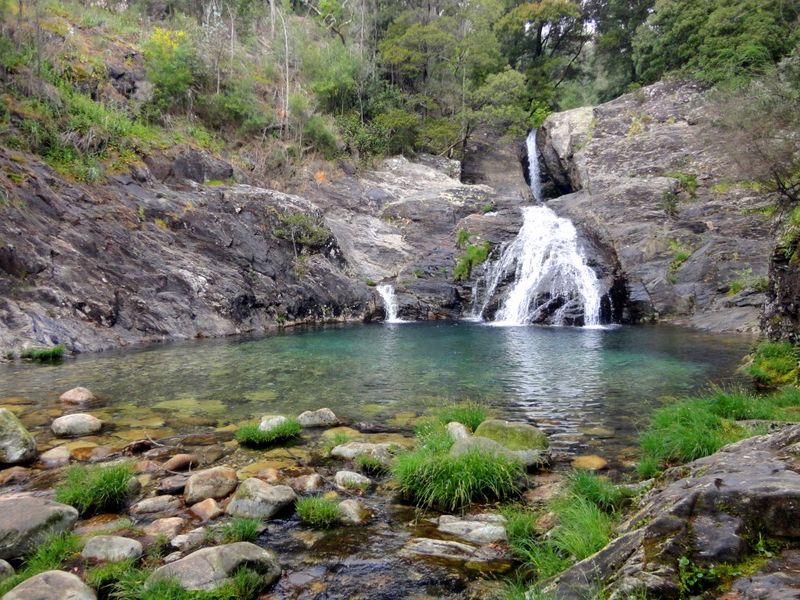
[0,0,797,186]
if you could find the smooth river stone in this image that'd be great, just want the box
[39,446,71,467]
[0,408,37,465]
[81,535,143,562]
[338,499,371,524]
[0,496,78,560]
[59,387,97,405]
[297,408,338,428]
[189,498,223,521]
[2,570,96,600]
[334,470,372,491]
[572,455,609,470]
[163,453,198,472]
[50,413,103,437]
[146,542,280,591]
[130,495,181,515]
[225,478,296,519]
[184,467,238,504]
[143,517,185,538]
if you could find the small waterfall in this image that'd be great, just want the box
[377,284,405,323]
[526,129,544,202]
[477,129,603,326]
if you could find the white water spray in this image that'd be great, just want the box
[377,284,405,323]
[526,128,544,202]
[478,130,603,326]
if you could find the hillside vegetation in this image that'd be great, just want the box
[0,0,797,197]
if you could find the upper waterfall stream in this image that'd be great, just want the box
[478,129,604,326]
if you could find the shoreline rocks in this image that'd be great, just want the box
[0,409,37,466]
[0,496,78,560]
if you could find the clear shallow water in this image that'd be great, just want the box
[0,322,752,462]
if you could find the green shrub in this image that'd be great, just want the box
[453,242,491,281]
[143,28,201,113]
[19,344,65,361]
[566,470,632,512]
[84,559,138,594]
[235,419,302,448]
[0,533,80,595]
[303,115,340,159]
[373,108,421,155]
[296,497,340,528]
[55,462,134,515]
[220,517,261,543]
[435,403,488,432]
[665,171,699,197]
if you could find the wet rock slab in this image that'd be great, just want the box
[0,495,78,560]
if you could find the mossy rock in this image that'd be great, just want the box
[473,419,548,451]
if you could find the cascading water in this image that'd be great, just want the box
[376,284,405,323]
[478,130,603,326]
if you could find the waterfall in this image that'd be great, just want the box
[526,129,544,202]
[477,129,603,326]
[377,284,405,323]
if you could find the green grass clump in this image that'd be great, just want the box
[453,241,491,281]
[84,558,138,595]
[322,432,352,456]
[0,533,80,595]
[105,566,266,600]
[355,453,389,476]
[296,496,340,528]
[220,517,261,543]
[743,341,798,388]
[393,441,522,511]
[435,402,488,432]
[665,171,699,197]
[501,471,629,592]
[54,462,134,515]
[235,418,301,448]
[638,387,800,476]
[19,344,65,361]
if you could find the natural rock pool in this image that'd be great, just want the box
[1,321,751,466]
[0,322,755,599]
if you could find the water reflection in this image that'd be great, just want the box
[0,322,752,458]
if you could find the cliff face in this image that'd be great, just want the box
[538,80,776,333]
[0,147,507,353]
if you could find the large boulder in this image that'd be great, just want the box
[0,496,78,560]
[473,419,549,451]
[225,478,296,520]
[184,467,238,505]
[81,536,143,562]
[51,414,103,437]
[0,409,36,465]
[168,150,233,184]
[436,514,507,544]
[2,570,96,600]
[146,542,280,591]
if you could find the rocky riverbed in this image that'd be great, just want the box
[0,384,567,599]
[2,382,800,599]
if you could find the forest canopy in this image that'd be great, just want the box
[0,0,797,179]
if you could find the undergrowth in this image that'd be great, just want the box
[295,496,340,528]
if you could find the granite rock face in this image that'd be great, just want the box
[540,425,800,599]
[538,80,775,333]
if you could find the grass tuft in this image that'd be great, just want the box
[393,420,522,511]
[19,344,65,361]
[235,418,301,448]
[638,386,800,476]
[296,496,340,528]
[435,402,488,432]
[219,517,261,543]
[743,341,798,388]
[355,453,389,475]
[0,532,80,595]
[54,462,134,515]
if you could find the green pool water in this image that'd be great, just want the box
[0,321,752,461]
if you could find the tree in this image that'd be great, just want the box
[586,0,653,100]
[495,0,589,106]
[633,0,799,84]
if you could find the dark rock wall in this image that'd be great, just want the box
[538,80,776,333]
